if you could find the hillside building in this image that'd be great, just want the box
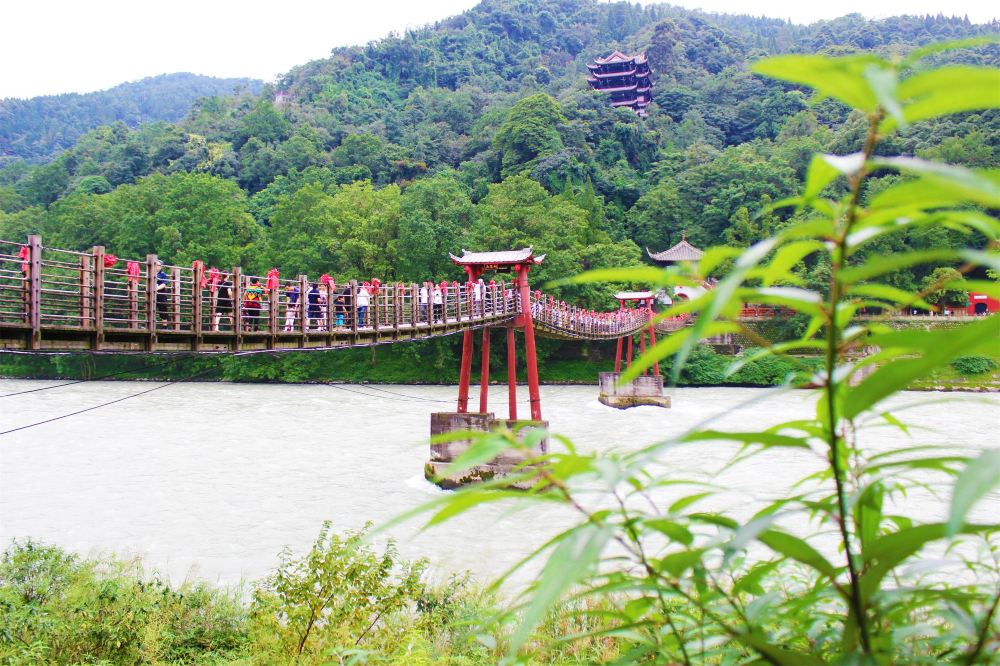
[587,50,654,117]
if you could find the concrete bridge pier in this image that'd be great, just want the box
[600,291,670,409]
[598,372,671,409]
[426,412,548,489]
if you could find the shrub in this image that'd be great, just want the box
[951,355,998,376]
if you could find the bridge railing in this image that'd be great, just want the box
[528,291,652,339]
[0,236,529,347]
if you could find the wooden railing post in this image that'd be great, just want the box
[80,253,92,330]
[325,284,334,337]
[350,280,358,342]
[170,266,181,331]
[193,261,204,350]
[27,235,42,349]
[393,284,401,339]
[298,275,309,343]
[232,267,243,350]
[129,268,138,329]
[145,254,158,349]
[91,246,105,349]
[372,283,380,335]
[268,280,278,348]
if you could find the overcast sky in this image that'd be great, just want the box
[2,0,995,99]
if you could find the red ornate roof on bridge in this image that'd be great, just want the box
[615,291,654,301]
[449,248,545,269]
[647,233,704,263]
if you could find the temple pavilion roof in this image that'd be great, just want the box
[587,50,648,68]
[449,248,545,269]
[646,233,704,263]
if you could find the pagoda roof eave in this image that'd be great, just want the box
[647,238,704,263]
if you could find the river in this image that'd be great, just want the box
[1,379,997,589]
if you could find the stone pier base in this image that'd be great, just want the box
[598,372,671,409]
[427,412,548,489]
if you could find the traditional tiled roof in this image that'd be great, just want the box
[615,291,655,301]
[590,50,647,66]
[646,233,704,262]
[449,248,545,266]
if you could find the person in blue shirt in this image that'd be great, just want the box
[155,265,170,326]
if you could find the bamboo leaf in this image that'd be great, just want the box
[847,283,933,311]
[871,159,1000,208]
[902,37,999,65]
[643,519,694,546]
[509,523,612,653]
[752,54,882,111]
[758,530,841,580]
[947,449,1000,536]
[682,430,810,449]
[896,66,1000,125]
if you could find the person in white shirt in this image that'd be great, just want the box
[357,284,371,327]
[432,284,443,322]
[474,278,485,316]
[419,282,429,322]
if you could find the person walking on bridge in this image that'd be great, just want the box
[283,283,300,331]
[357,282,371,328]
[419,282,429,323]
[307,283,322,331]
[432,283,443,323]
[243,278,265,331]
[214,273,233,331]
[155,263,170,326]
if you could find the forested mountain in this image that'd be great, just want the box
[1,0,997,308]
[0,73,263,163]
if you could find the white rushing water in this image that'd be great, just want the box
[1,379,997,589]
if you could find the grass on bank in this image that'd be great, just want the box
[0,530,626,665]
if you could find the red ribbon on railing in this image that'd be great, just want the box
[126,260,140,281]
[17,246,29,273]
[266,268,280,291]
[370,278,381,294]
[103,254,118,268]
[208,267,220,291]
[320,274,333,288]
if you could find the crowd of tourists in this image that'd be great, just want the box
[150,265,648,336]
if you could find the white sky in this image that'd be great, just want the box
[2,0,996,99]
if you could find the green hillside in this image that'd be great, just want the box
[0,0,996,308]
[0,73,263,163]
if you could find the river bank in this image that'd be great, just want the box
[4,337,998,390]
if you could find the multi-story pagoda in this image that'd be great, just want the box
[587,50,653,117]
